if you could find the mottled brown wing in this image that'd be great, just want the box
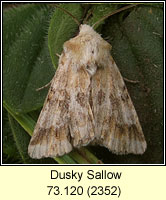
[91,57,147,154]
[67,65,95,148]
[28,55,95,159]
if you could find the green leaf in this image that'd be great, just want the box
[8,113,57,164]
[3,108,20,164]
[3,4,46,56]
[3,4,55,113]
[48,4,84,68]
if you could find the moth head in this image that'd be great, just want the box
[64,24,111,69]
[79,24,94,34]
[56,4,137,67]
[58,5,137,68]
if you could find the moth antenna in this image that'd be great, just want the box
[92,4,139,28]
[54,4,80,26]
[83,9,93,24]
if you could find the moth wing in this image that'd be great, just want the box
[67,66,95,148]
[91,57,147,154]
[28,62,72,159]
[28,55,95,159]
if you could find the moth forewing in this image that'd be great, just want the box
[28,26,96,159]
[28,21,146,159]
[91,54,146,154]
[28,63,73,159]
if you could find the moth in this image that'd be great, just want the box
[28,6,147,159]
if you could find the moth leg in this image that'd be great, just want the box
[36,80,52,91]
[123,77,139,84]
[56,53,61,57]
